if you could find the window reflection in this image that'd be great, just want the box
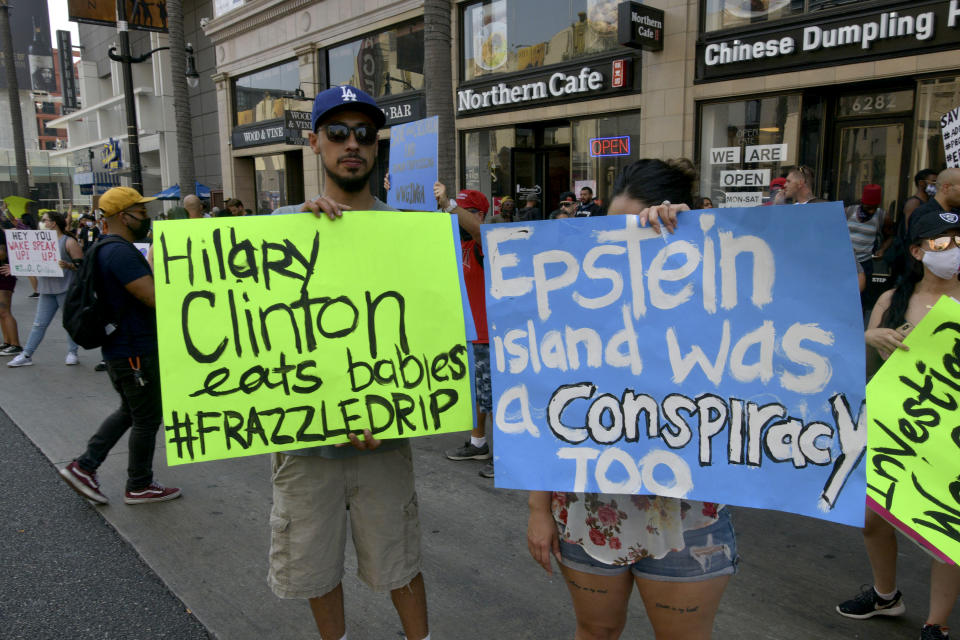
[235,60,299,126]
[461,0,622,82]
[703,0,864,33]
[327,21,424,98]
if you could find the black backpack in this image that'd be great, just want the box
[62,235,129,349]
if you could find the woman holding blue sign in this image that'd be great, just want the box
[527,159,738,640]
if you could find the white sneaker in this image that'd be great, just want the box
[65,352,79,366]
[7,353,32,367]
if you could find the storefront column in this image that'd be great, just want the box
[213,72,238,199]
[295,43,323,199]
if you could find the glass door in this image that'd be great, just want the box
[512,148,543,210]
[833,121,907,215]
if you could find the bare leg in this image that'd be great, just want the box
[927,561,960,626]
[308,582,345,640]
[635,575,731,640]
[474,406,487,438]
[863,508,898,593]
[0,290,20,345]
[390,572,428,640]
[28,276,37,294]
[558,563,634,640]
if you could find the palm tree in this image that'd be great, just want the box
[423,0,454,189]
[166,0,195,198]
[0,0,30,196]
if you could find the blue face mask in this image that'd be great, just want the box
[926,184,937,197]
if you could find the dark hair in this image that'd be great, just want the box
[225,198,243,208]
[580,186,593,195]
[694,196,713,209]
[611,158,696,207]
[881,251,923,330]
[43,211,75,239]
[914,168,937,187]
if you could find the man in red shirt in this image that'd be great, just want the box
[434,185,495,478]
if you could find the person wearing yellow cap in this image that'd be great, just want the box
[59,186,182,506]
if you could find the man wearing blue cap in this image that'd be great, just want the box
[267,85,430,640]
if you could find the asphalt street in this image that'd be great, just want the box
[0,407,209,640]
[0,285,954,639]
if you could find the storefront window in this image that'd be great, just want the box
[699,95,801,206]
[703,0,862,33]
[255,154,286,214]
[462,127,516,200]
[913,76,960,181]
[461,0,622,82]
[571,112,642,206]
[327,21,424,98]
[235,60,299,126]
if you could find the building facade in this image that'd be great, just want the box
[203,0,960,216]
[50,0,222,207]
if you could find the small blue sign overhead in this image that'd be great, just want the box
[387,116,439,211]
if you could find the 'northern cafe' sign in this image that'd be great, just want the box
[456,60,636,116]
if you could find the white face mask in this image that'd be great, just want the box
[922,246,960,279]
[926,184,937,197]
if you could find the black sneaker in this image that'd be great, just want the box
[0,344,22,356]
[921,624,950,640]
[28,292,39,298]
[479,462,494,478]
[836,586,905,619]
[94,360,107,372]
[445,441,491,461]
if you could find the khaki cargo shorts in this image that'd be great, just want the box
[267,444,421,599]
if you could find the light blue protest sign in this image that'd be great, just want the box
[482,204,867,527]
[387,116,438,211]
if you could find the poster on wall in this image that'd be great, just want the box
[472,0,507,75]
[68,0,169,33]
[0,1,55,92]
[942,105,960,169]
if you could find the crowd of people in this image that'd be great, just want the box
[1,82,956,639]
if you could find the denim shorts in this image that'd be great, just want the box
[558,508,739,582]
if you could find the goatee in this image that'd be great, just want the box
[324,163,375,194]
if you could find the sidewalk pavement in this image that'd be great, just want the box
[0,286,952,639]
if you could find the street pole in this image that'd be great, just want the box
[115,0,143,193]
[0,0,30,197]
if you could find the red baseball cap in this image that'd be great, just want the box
[770,177,786,189]
[861,184,882,207]
[456,190,489,214]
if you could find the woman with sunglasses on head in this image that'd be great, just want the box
[835,205,960,640]
[527,158,738,640]
[5,211,83,367]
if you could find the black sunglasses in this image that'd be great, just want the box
[322,122,378,146]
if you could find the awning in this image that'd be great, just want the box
[150,183,212,200]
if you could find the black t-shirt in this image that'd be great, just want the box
[575,201,604,217]
[79,225,101,252]
[96,235,157,360]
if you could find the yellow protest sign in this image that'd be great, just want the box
[866,295,960,565]
[154,212,474,465]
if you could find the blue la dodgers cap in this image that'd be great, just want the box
[311,84,386,133]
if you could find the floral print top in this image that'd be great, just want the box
[552,492,723,566]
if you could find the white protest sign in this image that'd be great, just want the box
[941,105,960,168]
[4,229,63,277]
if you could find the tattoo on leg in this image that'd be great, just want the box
[655,603,700,613]
[567,579,608,594]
